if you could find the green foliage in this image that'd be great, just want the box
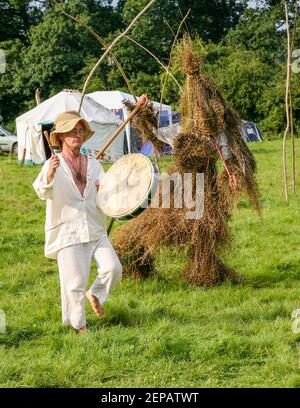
[223,2,300,135]
[256,68,286,135]
[0,39,26,124]
[121,0,246,44]
[0,0,44,42]
[205,45,271,123]
[225,3,287,64]
[162,4,300,136]
[0,0,120,125]
[105,0,247,97]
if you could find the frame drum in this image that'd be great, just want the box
[97,153,159,221]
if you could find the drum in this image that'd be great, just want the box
[97,153,159,221]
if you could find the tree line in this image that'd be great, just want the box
[0,0,299,137]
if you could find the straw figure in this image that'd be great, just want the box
[112,37,260,286]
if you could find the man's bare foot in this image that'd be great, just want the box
[86,290,104,318]
[78,326,88,334]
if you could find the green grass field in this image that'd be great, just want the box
[0,139,300,388]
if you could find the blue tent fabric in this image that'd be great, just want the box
[156,111,181,127]
[241,122,262,142]
[172,111,180,124]
[156,110,169,127]
[38,120,54,125]
[140,141,155,156]
[139,141,172,156]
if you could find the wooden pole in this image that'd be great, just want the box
[95,103,141,160]
[35,88,41,106]
[283,2,291,203]
[290,2,298,195]
[20,148,26,166]
[289,89,296,194]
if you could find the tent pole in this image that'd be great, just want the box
[126,121,131,154]
[95,103,141,160]
[123,108,131,154]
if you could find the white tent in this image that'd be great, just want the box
[88,91,173,153]
[16,90,124,164]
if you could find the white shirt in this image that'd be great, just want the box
[33,153,107,259]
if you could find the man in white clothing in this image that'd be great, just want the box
[33,110,123,334]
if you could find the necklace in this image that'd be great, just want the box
[62,153,82,182]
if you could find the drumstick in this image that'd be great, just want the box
[44,130,55,154]
[43,131,54,152]
[96,103,142,160]
[44,131,60,156]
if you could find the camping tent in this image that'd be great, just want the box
[88,91,173,153]
[141,120,261,157]
[241,122,262,142]
[16,90,124,164]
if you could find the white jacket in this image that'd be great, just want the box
[33,154,107,259]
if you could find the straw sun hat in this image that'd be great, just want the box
[50,110,95,146]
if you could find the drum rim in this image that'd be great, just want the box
[99,153,159,219]
[114,165,159,220]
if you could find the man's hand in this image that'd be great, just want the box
[137,94,150,109]
[47,154,60,184]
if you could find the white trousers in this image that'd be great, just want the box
[57,236,122,330]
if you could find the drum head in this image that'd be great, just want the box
[98,153,157,219]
